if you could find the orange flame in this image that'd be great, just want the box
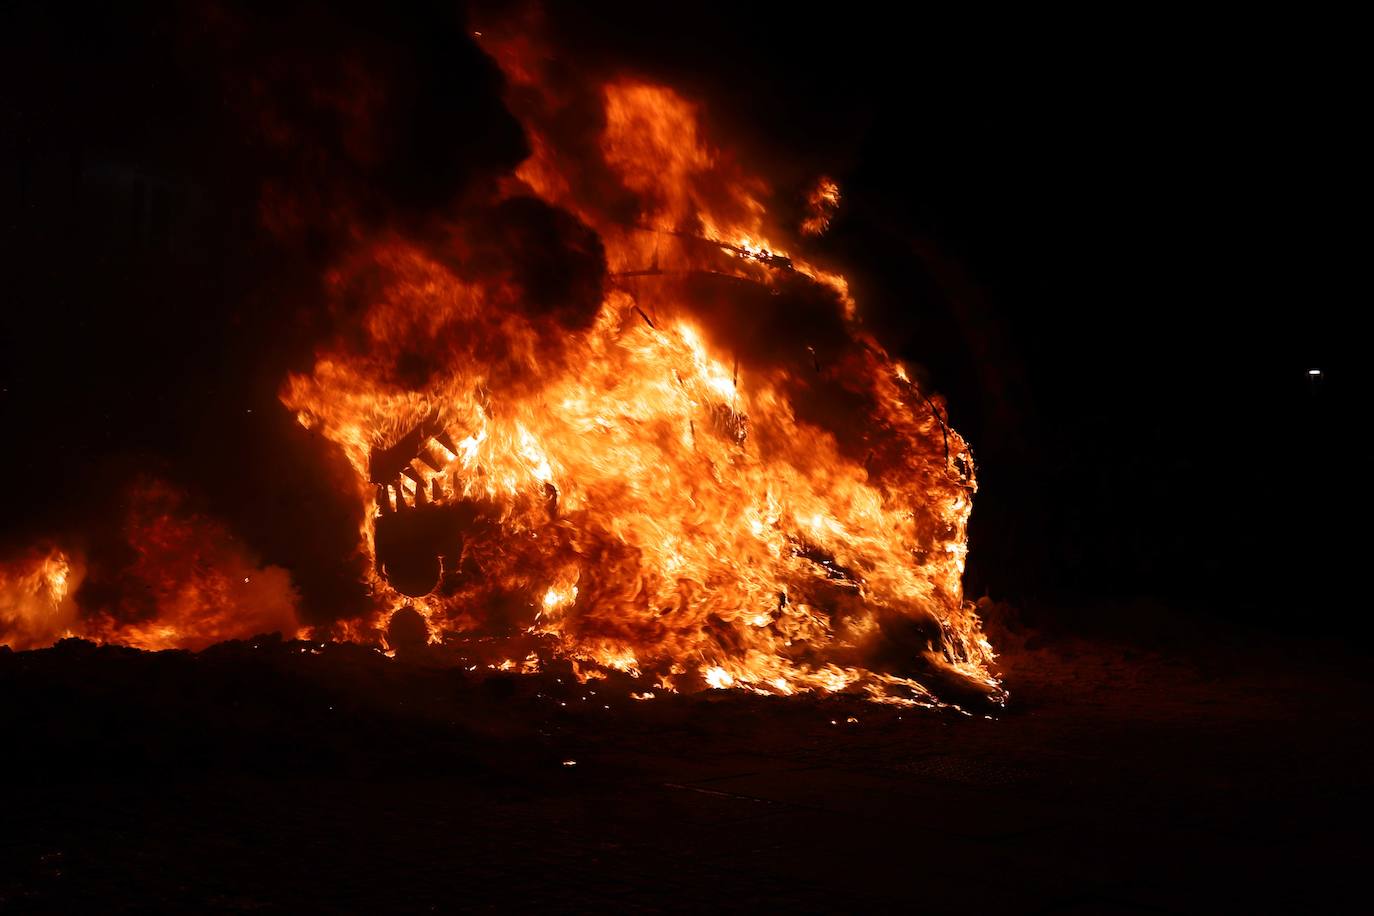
[0,546,82,650]
[280,48,1002,704]
[0,480,300,652]
[802,176,841,237]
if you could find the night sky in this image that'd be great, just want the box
[2,2,1353,631]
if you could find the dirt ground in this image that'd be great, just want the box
[3,616,1370,913]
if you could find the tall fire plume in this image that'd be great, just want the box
[275,30,1002,706]
[1,16,1001,707]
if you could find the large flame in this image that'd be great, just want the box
[280,46,1002,705]
[1,29,1002,705]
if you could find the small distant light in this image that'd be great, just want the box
[562,759,577,767]
[243,577,250,583]
[1309,369,1322,376]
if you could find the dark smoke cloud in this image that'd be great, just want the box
[451,197,607,332]
[197,0,527,241]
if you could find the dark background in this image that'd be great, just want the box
[2,2,1355,633]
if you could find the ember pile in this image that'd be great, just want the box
[1,16,1000,708]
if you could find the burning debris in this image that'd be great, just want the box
[278,28,1002,706]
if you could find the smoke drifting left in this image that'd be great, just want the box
[2,2,529,639]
